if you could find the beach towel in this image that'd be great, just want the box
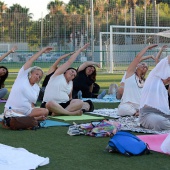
[40,120,70,127]
[82,94,120,103]
[115,116,170,134]
[90,108,120,118]
[0,143,49,170]
[89,109,170,134]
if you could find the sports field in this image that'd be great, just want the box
[0,72,170,170]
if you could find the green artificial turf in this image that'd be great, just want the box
[0,73,170,170]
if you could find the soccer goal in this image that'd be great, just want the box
[101,25,170,73]
[99,32,110,71]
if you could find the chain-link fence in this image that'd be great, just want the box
[0,1,170,72]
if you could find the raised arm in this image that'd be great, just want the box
[24,47,53,70]
[155,45,168,65]
[77,61,100,72]
[0,45,17,62]
[139,55,155,62]
[126,44,158,78]
[53,43,90,76]
[47,52,75,75]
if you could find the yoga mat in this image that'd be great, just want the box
[40,120,70,127]
[0,99,7,103]
[51,114,104,121]
[137,134,168,154]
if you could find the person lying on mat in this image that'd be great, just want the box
[117,44,158,117]
[116,45,167,100]
[0,45,17,100]
[38,51,75,101]
[139,46,170,131]
[72,61,106,99]
[41,43,90,116]
[4,47,52,120]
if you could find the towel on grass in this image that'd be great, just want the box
[113,116,170,134]
[90,108,120,118]
[89,109,170,134]
[82,94,120,103]
[0,143,49,170]
[40,119,70,127]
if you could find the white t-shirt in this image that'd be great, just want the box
[5,66,40,114]
[43,74,72,103]
[121,74,142,105]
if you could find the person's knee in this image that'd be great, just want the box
[45,101,56,110]
[4,88,8,94]
[71,99,83,107]
[118,103,136,116]
[116,87,124,99]
[43,108,49,116]
[0,88,8,98]
[152,116,170,131]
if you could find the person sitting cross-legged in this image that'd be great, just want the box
[41,43,90,116]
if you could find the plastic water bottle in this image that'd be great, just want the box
[5,106,12,118]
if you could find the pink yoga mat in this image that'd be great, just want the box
[137,134,168,154]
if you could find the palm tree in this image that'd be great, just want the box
[46,0,66,49]
[0,1,7,41]
[6,4,33,42]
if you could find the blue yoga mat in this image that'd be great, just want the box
[40,119,70,127]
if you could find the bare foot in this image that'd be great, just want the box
[34,116,47,121]
[134,111,139,116]
[69,110,83,116]
[51,110,83,116]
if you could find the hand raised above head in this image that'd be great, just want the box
[10,45,18,53]
[42,47,53,53]
[161,45,168,51]
[80,43,90,52]
[96,63,100,68]
[148,44,158,50]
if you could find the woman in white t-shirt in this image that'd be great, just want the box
[117,44,158,116]
[41,43,90,116]
[5,47,53,120]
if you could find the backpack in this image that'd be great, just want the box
[2,116,40,130]
[106,131,150,156]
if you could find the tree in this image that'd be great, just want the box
[6,4,33,42]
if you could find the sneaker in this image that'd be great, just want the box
[97,90,106,99]
[77,90,82,99]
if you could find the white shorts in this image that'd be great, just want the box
[118,102,139,116]
[4,107,33,117]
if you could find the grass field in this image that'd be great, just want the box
[0,73,170,170]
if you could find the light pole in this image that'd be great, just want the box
[90,0,94,61]
[40,12,43,49]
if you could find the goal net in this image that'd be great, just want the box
[102,25,170,73]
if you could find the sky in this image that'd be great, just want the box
[3,0,70,20]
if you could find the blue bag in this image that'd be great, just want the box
[107,131,150,156]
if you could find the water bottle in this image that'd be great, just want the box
[5,106,12,118]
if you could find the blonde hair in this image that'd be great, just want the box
[28,66,44,84]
